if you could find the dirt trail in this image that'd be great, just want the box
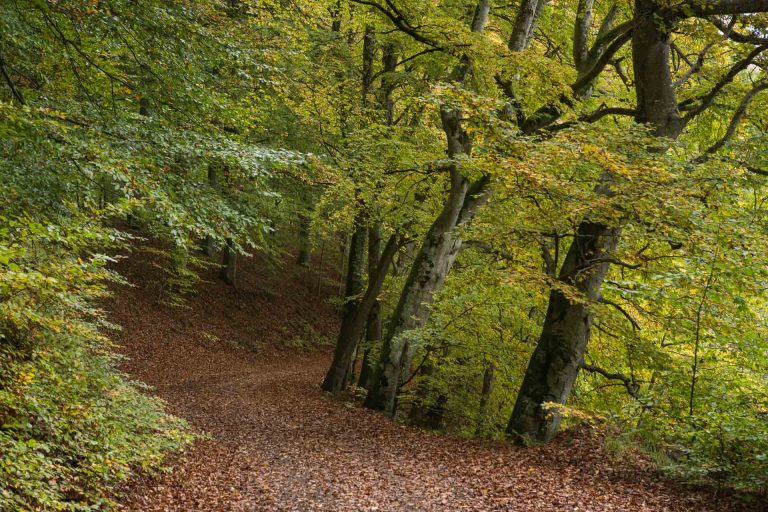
[113,250,758,512]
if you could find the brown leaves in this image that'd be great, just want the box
[113,250,759,512]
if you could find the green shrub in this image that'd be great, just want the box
[0,216,193,511]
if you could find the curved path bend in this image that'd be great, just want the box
[112,253,753,512]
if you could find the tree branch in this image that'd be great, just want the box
[350,0,443,49]
[671,0,768,17]
[599,298,641,331]
[548,105,636,132]
[710,16,768,45]
[0,51,25,105]
[581,363,640,399]
[572,28,633,96]
[704,80,768,155]
[681,44,767,123]
[673,42,715,88]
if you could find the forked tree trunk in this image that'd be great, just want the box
[364,0,493,416]
[322,235,400,394]
[507,0,683,444]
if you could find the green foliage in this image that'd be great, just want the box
[3,0,768,502]
[0,214,194,510]
[0,0,302,509]
[0,332,193,510]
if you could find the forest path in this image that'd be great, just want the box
[112,251,745,512]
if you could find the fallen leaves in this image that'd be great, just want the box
[111,250,763,512]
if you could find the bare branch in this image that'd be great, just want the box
[350,0,443,49]
[369,48,440,82]
[673,43,715,88]
[708,155,768,176]
[705,80,768,154]
[548,105,636,132]
[599,298,641,331]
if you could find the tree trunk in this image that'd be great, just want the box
[507,0,683,444]
[508,0,546,52]
[202,164,219,258]
[326,219,368,389]
[342,221,367,317]
[408,350,448,430]
[507,221,620,443]
[219,238,236,286]
[322,235,400,394]
[363,1,492,416]
[476,362,496,437]
[363,180,469,414]
[297,213,311,266]
[359,224,383,390]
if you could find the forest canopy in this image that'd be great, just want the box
[1,0,768,509]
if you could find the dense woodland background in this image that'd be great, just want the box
[1,0,768,509]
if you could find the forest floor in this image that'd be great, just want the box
[110,247,764,512]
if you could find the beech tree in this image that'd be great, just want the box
[309,0,767,487]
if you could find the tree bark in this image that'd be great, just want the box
[507,221,620,443]
[339,220,368,380]
[297,213,311,266]
[358,224,383,389]
[363,0,492,416]
[322,235,400,394]
[363,174,489,414]
[476,362,496,437]
[508,0,546,52]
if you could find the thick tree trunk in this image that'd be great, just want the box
[363,179,469,414]
[322,235,399,394]
[343,222,367,316]
[632,0,684,139]
[322,219,367,391]
[363,1,492,416]
[358,224,383,390]
[219,238,236,286]
[507,221,620,443]
[508,0,546,52]
[507,0,683,444]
